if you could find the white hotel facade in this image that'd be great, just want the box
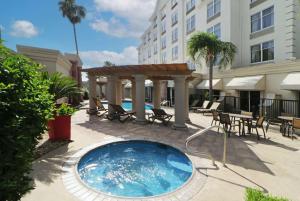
[138,0,300,113]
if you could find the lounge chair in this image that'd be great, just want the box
[191,100,210,112]
[196,102,220,115]
[107,104,135,123]
[148,108,173,125]
[160,100,170,107]
[93,98,108,116]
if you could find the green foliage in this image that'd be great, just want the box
[0,44,54,201]
[104,61,115,67]
[56,103,76,116]
[83,88,89,100]
[188,32,237,67]
[58,0,86,24]
[42,72,81,101]
[246,188,289,201]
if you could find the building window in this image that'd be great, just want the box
[186,0,195,14]
[161,37,166,49]
[207,23,221,39]
[172,11,178,26]
[161,51,167,63]
[161,8,166,20]
[251,40,274,63]
[161,20,166,34]
[171,0,178,9]
[207,0,221,19]
[153,30,157,41]
[172,46,178,60]
[147,32,151,41]
[251,6,274,33]
[186,15,196,34]
[148,48,151,58]
[154,43,158,54]
[172,28,178,43]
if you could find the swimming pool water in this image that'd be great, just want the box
[122,101,153,110]
[77,141,193,198]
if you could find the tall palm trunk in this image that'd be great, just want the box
[72,23,79,55]
[208,58,214,102]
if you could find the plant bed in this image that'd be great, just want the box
[245,188,289,201]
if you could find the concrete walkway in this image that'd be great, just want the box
[22,108,300,201]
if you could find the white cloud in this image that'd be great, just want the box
[90,0,156,38]
[10,20,39,38]
[80,46,138,68]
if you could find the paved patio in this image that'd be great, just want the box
[22,108,300,201]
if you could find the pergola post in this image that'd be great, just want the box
[185,80,191,123]
[131,79,136,112]
[88,73,97,113]
[134,75,146,123]
[173,75,187,129]
[116,79,122,105]
[107,75,117,114]
[152,80,161,109]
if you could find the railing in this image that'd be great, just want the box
[191,95,300,121]
[185,125,228,167]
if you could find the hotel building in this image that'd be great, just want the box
[138,0,300,115]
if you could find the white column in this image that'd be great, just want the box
[185,80,190,123]
[152,80,161,109]
[99,84,103,99]
[88,74,97,113]
[173,75,187,129]
[131,80,136,112]
[107,75,117,114]
[135,75,146,123]
[115,79,122,105]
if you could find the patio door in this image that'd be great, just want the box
[240,91,260,112]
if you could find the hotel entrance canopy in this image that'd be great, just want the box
[280,73,300,90]
[196,79,223,90]
[225,75,265,91]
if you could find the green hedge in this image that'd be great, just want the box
[0,43,54,201]
[246,188,289,201]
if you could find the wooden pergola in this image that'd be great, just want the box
[82,63,194,129]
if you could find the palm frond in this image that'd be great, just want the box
[219,41,237,67]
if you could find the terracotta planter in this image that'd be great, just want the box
[47,115,71,141]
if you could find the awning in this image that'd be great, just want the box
[196,79,222,90]
[226,75,265,90]
[280,73,300,90]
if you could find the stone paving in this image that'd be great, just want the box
[22,108,300,201]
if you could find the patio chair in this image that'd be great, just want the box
[211,110,220,126]
[292,118,300,139]
[219,113,241,137]
[149,108,173,125]
[93,98,108,116]
[249,116,266,140]
[196,102,220,115]
[191,100,210,112]
[107,104,135,123]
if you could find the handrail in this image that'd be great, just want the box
[185,125,228,167]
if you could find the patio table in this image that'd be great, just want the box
[226,113,253,136]
[278,116,294,136]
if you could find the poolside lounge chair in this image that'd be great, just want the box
[93,98,108,116]
[149,108,173,125]
[160,100,170,107]
[189,99,199,109]
[107,104,135,123]
[196,102,220,115]
[191,100,210,112]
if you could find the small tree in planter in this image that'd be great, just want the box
[48,103,76,141]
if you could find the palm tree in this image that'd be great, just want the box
[104,61,115,67]
[188,32,237,101]
[58,0,86,55]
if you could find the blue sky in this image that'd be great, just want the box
[0,0,156,68]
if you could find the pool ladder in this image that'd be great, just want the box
[185,125,228,167]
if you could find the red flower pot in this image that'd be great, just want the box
[47,115,71,141]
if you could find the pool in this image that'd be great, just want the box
[77,140,193,198]
[102,100,153,111]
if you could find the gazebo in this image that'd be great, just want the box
[82,63,194,129]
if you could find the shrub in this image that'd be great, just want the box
[0,44,54,201]
[246,188,289,201]
[56,103,77,116]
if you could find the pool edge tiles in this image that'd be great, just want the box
[62,139,208,201]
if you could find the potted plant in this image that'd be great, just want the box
[48,103,76,141]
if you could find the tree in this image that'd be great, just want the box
[58,0,86,55]
[103,61,115,67]
[42,72,81,102]
[188,32,237,101]
[0,44,54,201]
